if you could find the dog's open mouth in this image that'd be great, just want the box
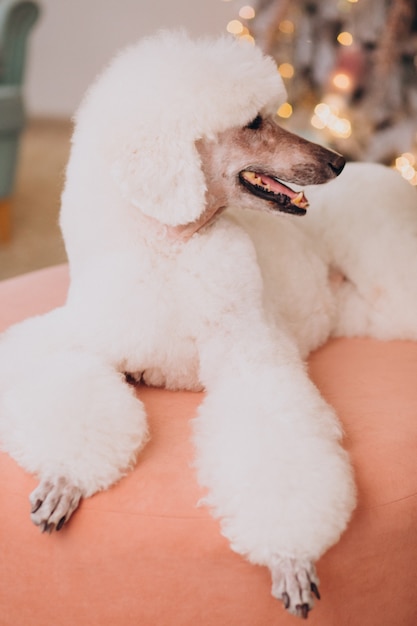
[239,170,309,216]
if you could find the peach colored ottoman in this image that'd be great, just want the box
[1,264,417,625]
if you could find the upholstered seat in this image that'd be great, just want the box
[0,264,417,625]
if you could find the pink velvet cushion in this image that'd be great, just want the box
[0,265,417,625]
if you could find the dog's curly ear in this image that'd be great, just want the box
[111,132,207,227]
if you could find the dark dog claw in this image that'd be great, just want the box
[282,592,290,609]
[31,499,42,514]
[296,604,310,619]
[56,517,66,531]
[311,582,321,600]
[41,521,54,534]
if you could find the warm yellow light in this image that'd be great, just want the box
[347,0,359,3]
[239,5,256,20]
[277,102,293,118]
[331,118,351,138]
[311,114,326,130]
[395,152,417,184]
[314,103,339,126]
[337,32,353,46]
[240,33,255,44]
[311,102,351,138]
[227,20,244,35]
[402,165,416,181]
[396,153,415,170]
[278,63,294,79]
[402,152,416,165]
[314,102,331,122]
[279,20,294,34]
[332,73,352,90]
[396,156,410,170]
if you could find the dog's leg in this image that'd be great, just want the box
[194,321,356,617]
[0,311,148,531]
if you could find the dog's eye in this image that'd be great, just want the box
[246,115,262,130]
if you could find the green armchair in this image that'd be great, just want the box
[0,0,40,242]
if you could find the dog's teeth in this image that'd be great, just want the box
[244,171,263,186]
[292,191,308,208]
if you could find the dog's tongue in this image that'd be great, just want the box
[259,173,308,208]
[242,171,309,209]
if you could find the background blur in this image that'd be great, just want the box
[26,0,238,117]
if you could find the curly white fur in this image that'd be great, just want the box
[0,30,416,617]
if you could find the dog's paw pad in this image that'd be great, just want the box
[29,477,82,533]
[270,556,319,619]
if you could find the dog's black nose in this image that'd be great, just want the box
[328,154,346,177]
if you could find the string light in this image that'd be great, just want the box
[311,102,351,138]
[395,153,417,185]
[279,20,294,34]
[239,5,256,20]
[226,19,244,35]
[311,115,326,130]
[337,32,353,46]
[277,102,293,118]
[225,18,254,43]
[240,33,255,44]
[278,63,295,79]
[332,72,352,90]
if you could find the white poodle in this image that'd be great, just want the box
[1,31,416,619]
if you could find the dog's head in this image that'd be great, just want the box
[195,116,345,223]
[74,31,344,233]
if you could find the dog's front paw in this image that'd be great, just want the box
[270,556,320,619]
[29,477,82,533]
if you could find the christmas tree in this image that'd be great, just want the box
[225,0,417,185]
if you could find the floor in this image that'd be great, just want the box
[0,118,72,281]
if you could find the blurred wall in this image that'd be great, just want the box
[25,0,237,117]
